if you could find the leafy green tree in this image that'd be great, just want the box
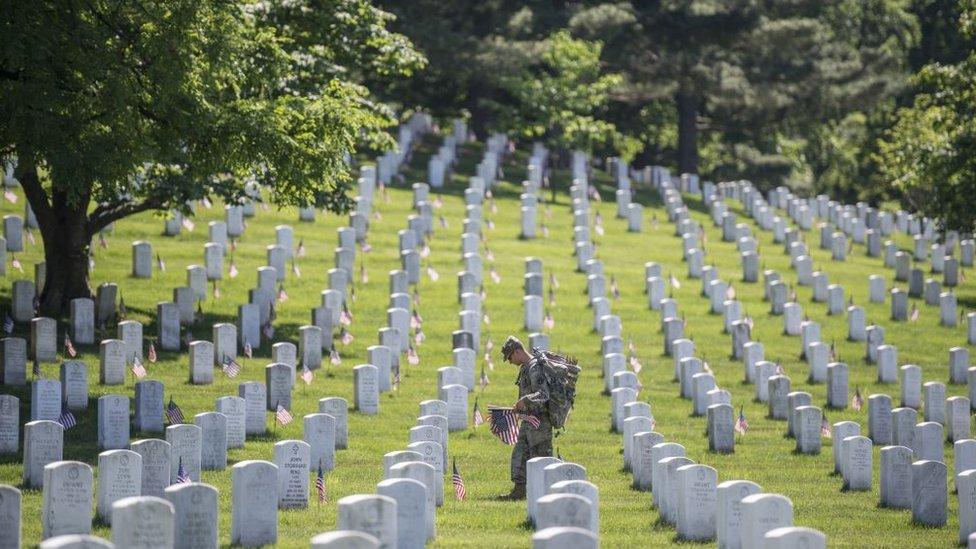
[879,1,976,232]
[571,1,917,185]
[489,30,635,159]
[0,0,421,313]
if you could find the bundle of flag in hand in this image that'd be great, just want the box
[486,406,541,445]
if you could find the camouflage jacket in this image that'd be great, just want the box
[515,348,550,419]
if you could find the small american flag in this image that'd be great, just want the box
[228,261,239,278]
[486,248,494,262]
[414,327,425,345]
[156,254,165,272]
[611,276,619,299]
[296,239,306,257]
[166,398,185,424]
[2,313,13,334]
[480,367,490,390]
[726,285,736,300]
[3,189,15,203]
[734,406,749,435]
[212,282,220,300]
[490,267,501,284]
[118,296,127,319]
[433,195,443,209]
[829,341,837,362]
[243,342,253,358]
[669,273,681,289]
[222,355,241,378]
[452,459,466,501]
[201,196,212,209]
[439,215,447,228]
[340,328,354,346]
[10,256,22,273]
[277,284,288,302]
[411,309,423,329]
[148,341,157,363]
[64,336,76,358]
[407,344,419,365]
[852,387,864,411]
[330,347,342,365]
[32,356,40,378]
[181,217,195,231]
[420,244,430,258]
[541,224,550,237]
[262,321,275,340]
[485,337,494,354]
[315,463,326,503]
[393,367,401,391]
[275,404,294,426]
[292,260,301,278]
[473,400,485,426]
[630,355,643,374]
[483,312,491,325]
[486,219,495,230]
[176,457,192,484]
[910,303,919,322]
[821,415,831,438]
[359,263,368,284]
[58,401,77,430]
[340,305,353,326]
[301,364,314,385]
[543,311,554,330]
[98,232,108,249]
[426,265,439,282]
[360,241,372,253]
[131,357,147,379]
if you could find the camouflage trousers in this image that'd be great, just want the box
[510,419,553,485]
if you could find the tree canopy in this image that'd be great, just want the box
[0,0,423,312]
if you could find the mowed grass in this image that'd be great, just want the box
[0,133,972,548]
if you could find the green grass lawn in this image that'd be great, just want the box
[0,133,972,548]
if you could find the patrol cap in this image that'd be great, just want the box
[501,336,523,360]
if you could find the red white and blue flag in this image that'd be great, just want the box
[452,459,466,501]
[487,406,540,445]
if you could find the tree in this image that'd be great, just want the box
[0,0,422,314]
[571,0,917,185]
[488,30,635,160]
[878,2,976,232]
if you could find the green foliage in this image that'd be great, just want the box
[879,27,976,232]
[492,31,629,157]
[0,0,423,221]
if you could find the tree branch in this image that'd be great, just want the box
[89,197,164,234]
[16,159,54,232]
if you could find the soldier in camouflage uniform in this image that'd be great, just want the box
[501,336,553,500]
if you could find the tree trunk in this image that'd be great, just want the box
[40,213,93,316]
[676,89,699,175]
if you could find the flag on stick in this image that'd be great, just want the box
[452,459,466,501]
[166,398,185,424]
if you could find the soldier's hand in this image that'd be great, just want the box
[513,400,525,412]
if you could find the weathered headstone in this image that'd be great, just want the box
[880,445,912,509]
[134,380,164,434]
[129,439,170,498]
[97,395,130,450]
[238,381,267,436]
[231,460,279,547]
[42,461,93,538]
[912,460,947,526]
[164,482,219,549]
[195,412,227,471]
[319,397,348,449]
[166,424,202,484]
[96,450,142,523]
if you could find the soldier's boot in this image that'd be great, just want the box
[500,483,526,500]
